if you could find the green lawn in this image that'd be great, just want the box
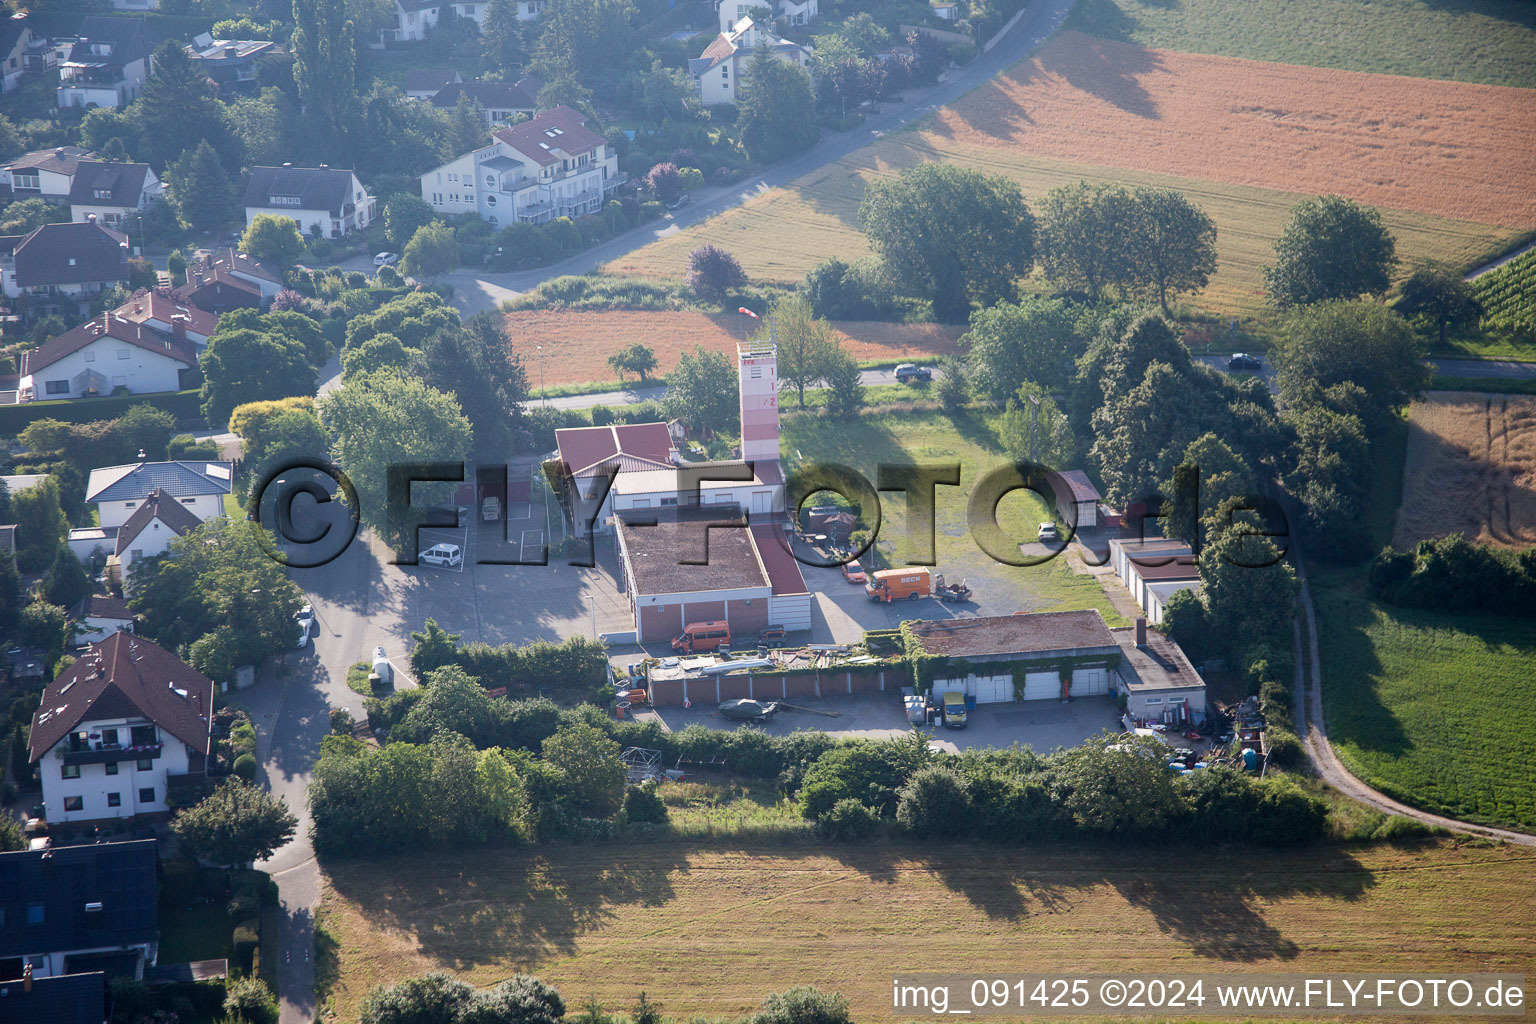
[1313,573,1536,833]
[781,408,1127,623]
[1064,0,1536,87]
[158,882,234,966]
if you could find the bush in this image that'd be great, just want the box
[224,976,279,1024]
[686,243,747,302]
[226,887,260,921]
[330,707,355,734]
[232,918,261,972]
[895,765,971,838]
[1263,727,1304,769]
[623,781,668,824]
[748,987,853,1024]
[814,798,879,841]
[232,753,257,781]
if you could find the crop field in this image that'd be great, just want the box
[1314,574,1536,833]
[781,408,1125,622]
[1063,0,1536,88]
[1473,248,1536,335]
[1394,392,1536,549]
[931,33,1536,230]
[321,839,1536,1021]
[502,310,963,387]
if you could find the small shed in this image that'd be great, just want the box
[1054,470,1100,529]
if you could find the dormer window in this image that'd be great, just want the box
[270,195,302,206]
[94,188,112,199]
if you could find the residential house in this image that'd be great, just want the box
[18,312,196,402]
[184,34,282,94]
[29,634,213,826]
[0,221,130,303]
[68,161,162,227]
[689,17,812,106]
[715,0,817,33]
[2,17,36,93]
[0,840,158,978]
[86,461,232,529]
[243,165,375,238]
[419,105,623,227]
[108,486,204,586]
[0,146,93,202]
[70,595,134,645]
[429,78,540,126]
[199,247,283,299]
[173,247,281,314]
[0,969,108,1024]
[404,67,461,99]
[385,0,490,43]
[56,17,156,109]
[113,288,218,350]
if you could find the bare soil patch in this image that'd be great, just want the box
[502,310,962,386]
[1395,391,1536,548]
[932,31,1536,229]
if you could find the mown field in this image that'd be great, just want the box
[321,838,1536,1021]
[1063,0,1536,88]
[1314,574,1536,833]
[781,408,1125,622]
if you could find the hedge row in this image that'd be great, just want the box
[1370,535,1536,614]
[0,389,205,434]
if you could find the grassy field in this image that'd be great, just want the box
[1063,0,1536,88]
[321,838,1536,1021]
[781,407,1126,624]
[1313,573,1536,833]
[604,136,1518,320]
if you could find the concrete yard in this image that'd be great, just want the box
[638,691,1121,754]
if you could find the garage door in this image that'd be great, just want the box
[974,674,1014,704]
[1021,671,1058,701]
[1071,667,1109,696]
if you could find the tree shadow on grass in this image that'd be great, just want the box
[1313,585,1413,760]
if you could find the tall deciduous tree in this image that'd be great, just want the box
[200,321,317,428]
[171,778,298,867]
[1128,188,1218,312]
[769,295,838,407]
[1395,263,1483,347]
[961,296,1082,400]
[12,477,67,573]
[606,343,658,383]
[383,193,435,250]
[292,0,360,160]
[540,721,625,818]
[1037,180,1138,300]
[859,163,1035,323]
[739,45,819,164]
[1275,300,1428,413]
[686,244,747,302]
[401,221,459,280]
[1199,498,1299,653]
[417,312,530,451]
[1265,195,1397,307]
[998,382,1075,469]
[663,346,738,436]
[240,214,306,269]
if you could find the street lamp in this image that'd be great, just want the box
[537,343,546,407]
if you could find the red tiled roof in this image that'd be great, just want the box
[29,632,214,762]
[749,524,808,596]
[492,106,607,167]
[116,288,218,339]
[555,422,673,475]
[20,313,196,377]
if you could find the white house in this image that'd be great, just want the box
[68,160,162,226]
[0,145,92,199]
[109,486,205,586]
[715,0,817,33]
[419,106,623,227]
[1,17,34,93]
[86,460,232,529]
[689,16,812,107]
[0,220,130,302]
[70,594,134,645]
[29,632,213,826]
[56,17,156,109]
[18,313,196,402]
[428,78,540,126]
[243,165,376,238]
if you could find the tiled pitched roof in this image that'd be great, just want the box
[20,313,195,377]
[431,80,538,111]
[0,971,107,1024]
[0,17,31,58]
[907,610,1119,658]
[244,165,361,215]
[11,221,129,289]
[28,632,213,760]
[68,16,156,67]
[71,594,133,620]
[203,247,281,284]
[0,840,157,960]
[67,160,152,207]
[555,422,673,476]
[115,288,218,340]
[113,487,204,555]
[86,460,233,503]
[405,67,461,91]
[491,106,606,167]
[5,145,92,176]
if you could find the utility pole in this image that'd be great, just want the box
[537,343,546,406]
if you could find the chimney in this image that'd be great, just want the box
[54,147,64,158]
[171,315,187,342]
[22,964,31,993]
[1135,617,1147,648]
[225,45,238,57]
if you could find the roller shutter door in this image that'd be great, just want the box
[974,674,1014,704]
[1021,671,1058,701]
[1071,667,1108,696]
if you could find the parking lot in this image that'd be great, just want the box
[640,691,1121,754]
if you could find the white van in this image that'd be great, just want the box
[421,543,463,568]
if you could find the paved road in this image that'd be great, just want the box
[1290,562,1535,848]
[1427,357,1536,380]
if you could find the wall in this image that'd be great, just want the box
[100,493,222,530]
[22,337,188,400]
[647,665,895,706]
[117,514,186,577]
[38,724,191,824]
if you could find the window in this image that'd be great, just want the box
[181,497,195,504]
[660,497,677,506]
[27,903,44,925]
[117,348,130,360]
[1144,698,1163,706]
[124,501,136,509]
[101,728,118,746]
[107,792,121,807]
[138,787,155,803]
[45,380,69,395]
[93,188,112,199]
[105,762,118,776]
[63,796,83,811]
[270,195,302,206]
[131,724,156,745]
[84,349,96,362]
[1168,696,1187,705]
[67,256,77,266]
[485,175,494,186]
[61,764,80,779]
[136,758,153,771]
[130,550,142,561]
[487,195,496,205]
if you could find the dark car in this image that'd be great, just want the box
[895,363,932,383]
[1228,352,1263,372]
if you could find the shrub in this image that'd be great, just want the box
[1263,727,1304,769]
[814,798,878,841]
[232,753,257,781]
[748,986,852,1024]
[330,707,354,734]
[226,887,260,921]
[231,918,261,972]
[686,243,747,302]
[623,781,668,824]
[895,765,971,838]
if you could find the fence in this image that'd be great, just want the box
[646,665,900,706]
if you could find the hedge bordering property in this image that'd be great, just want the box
[0,389,206,433]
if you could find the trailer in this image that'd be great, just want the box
[933,573,971,603]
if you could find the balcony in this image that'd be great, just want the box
[63,741,161,766]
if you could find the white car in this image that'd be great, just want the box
[294,604,315,647]
[420,543,463,568]
[373,252,399,267]
[1037,522,1060,543]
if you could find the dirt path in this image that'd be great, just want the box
[1290,561,1536,847]
[1465,236,1536,279]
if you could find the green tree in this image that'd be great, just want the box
[0,551,22,638]
[401,221,459,280]
[392,666,500,746]
[1089,361,1213,508]
[997,382,1075,468]
[1395,263,1483,348]
[769,295,838,407]
[171,141,237,232]
[739,45,819,164]
[0,817,23,852]
[78,107,142,163]
[1160,432,1256,547]
[961,296,1081,400]
[482,0,524,69]
[463,975,566,1024]
[138,39,239,170]
[449,93,488,155]
[409,617,461,679]
[532,0,635,81]
[748,987,852,1024]
[1276,300,1428,413]
[1050,737,1186,834]
[240,214,306,269]
[114,404,177,462]
[42,547,91,610]
[342,332,420,378]
[0,112,19,161]
[822,350,865,418]
[540,721,625,818]
[895,765,971,838]
[200,322,318,428]
[1128,187,1218,312]
[383,193,435,250]
[360,972,475,1024]
[19,600,69,665]
[1199,499,1299,656]
[171,778,298,868]
[12,476,67,573]
[859,163,1035,323]
[416,312,531,451]
[1265,195,1397,307]
[292,0,360,159]
[238,405,329,490]
[685,243,747,302]
[229,88,293,167]
[223,976,280,1024]
[1037,180,1137,300]
[0,197,61,235]
[319,369,473,535]
[606,343,658,384]
[663,346,738,436]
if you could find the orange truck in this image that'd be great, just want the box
[671,620,731,653]
[865,568,931,602]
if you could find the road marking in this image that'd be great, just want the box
[520,529,544,563]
